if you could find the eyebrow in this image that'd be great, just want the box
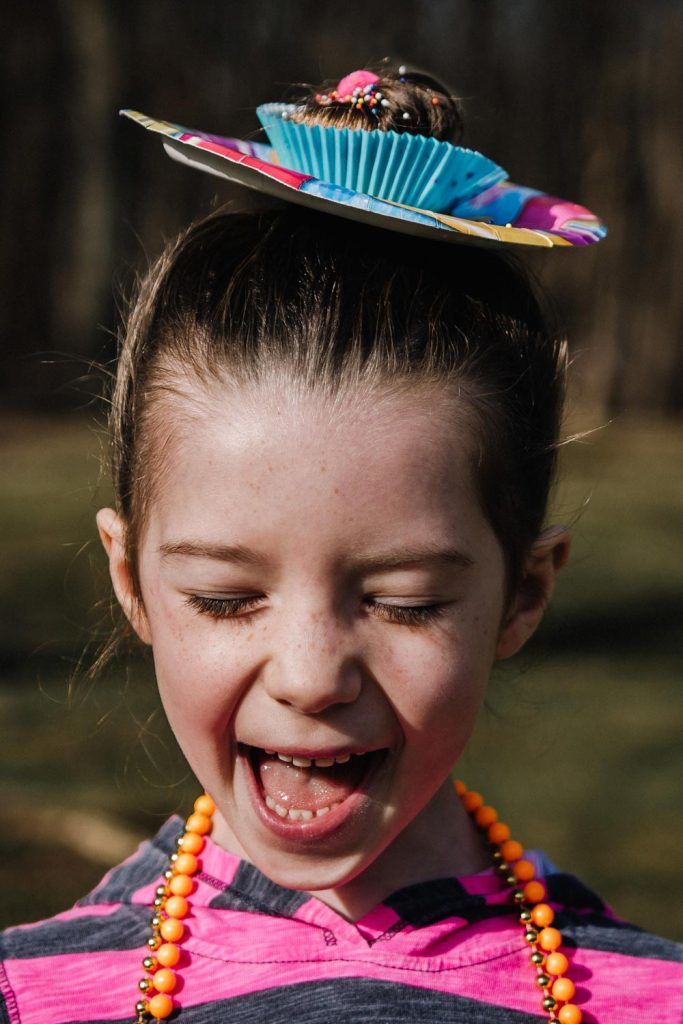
[158,540,474,572]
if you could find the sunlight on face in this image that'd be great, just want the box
[135,378,507,892]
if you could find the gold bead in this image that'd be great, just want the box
[530,951,544,965]
[524,929,538,943]
[138,977,151,992]
[520,910,532,923]
[135,1000,148,1014]
[177,833,186,847]
[513,889,526,903]
[164,868,174,881]
[505,874,517,886]
[496,861,510,875]
[150,914,162,929]
[491,850,503,862]
[170,852,179,863]
[142,955,157,971]
[155,884,169,898]
[153,896,165,908]
[147,935,161,951]
[536,973,550,987]
[542,996,557,1011]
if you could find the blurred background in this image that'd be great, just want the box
[1,1,681,938]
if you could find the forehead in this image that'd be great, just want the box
[142,377,484,552]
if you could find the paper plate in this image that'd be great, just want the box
[120,109,607,250]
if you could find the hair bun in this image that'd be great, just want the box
[292,64,464,144]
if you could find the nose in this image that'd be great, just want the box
[264,606,363,714]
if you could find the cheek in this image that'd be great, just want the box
[377,609,497,749]
[141,583,247,735]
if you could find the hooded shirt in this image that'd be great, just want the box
[1,816,680,1023]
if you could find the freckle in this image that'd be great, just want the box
[334,487,340,495]
[320,464,326,472]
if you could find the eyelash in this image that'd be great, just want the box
[184,594,445,626]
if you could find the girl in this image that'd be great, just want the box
[0,68,679,1024]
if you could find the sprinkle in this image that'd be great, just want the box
[381,99,390,107]
[398,64,407,74]
[402,111,410,120]
[431,96,440,105]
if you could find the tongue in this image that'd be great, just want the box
[255,752,369,810]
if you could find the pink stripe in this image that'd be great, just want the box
[180,135,313,189]
[0,961,19,1024]
[5,916,680,1023]
[177,941,681,1022]
[5,948,150,1024]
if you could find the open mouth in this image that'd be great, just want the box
[240,744,388,828]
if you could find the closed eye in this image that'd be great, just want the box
[185,593,446,627]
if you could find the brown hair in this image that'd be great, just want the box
[290,65,463,142]
[108,205,566,626]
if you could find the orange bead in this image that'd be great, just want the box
[147,993,173,1019]
[475,805,498,828]
[546,952,569,976]
[165,895,189,919]
[174,853,199,876]
[169,873,194,897]
[487,821,511,844]
[454,779,467,796]
[156,942,180,967]
[531,903,555,928]
[159,918,184,942]
[179,831,204,855]
[194,793,216,816]
[152,967,177,993]
[185,812,211,835]
[513,859,536,882]
[557,1005,582,1024]
[538,926,562,951]
[462,791,483,812]
[500,839,524,862]
[552,977,576,1002]
[523,880,546,904]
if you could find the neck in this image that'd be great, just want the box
[307,778,489,921]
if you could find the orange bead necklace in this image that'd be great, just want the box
[132,784,582,1024]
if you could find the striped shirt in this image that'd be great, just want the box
[1,816,680,1023]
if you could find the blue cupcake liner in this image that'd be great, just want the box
[256,103,507,212]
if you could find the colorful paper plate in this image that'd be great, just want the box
[121,109,607,250]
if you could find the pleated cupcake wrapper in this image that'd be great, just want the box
[256,103,507,212]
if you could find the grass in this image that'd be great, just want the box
[0,410,681,938]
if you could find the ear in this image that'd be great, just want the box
[495,526,570,660]
[96,508,152,645]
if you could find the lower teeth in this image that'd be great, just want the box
[264,794,338,820]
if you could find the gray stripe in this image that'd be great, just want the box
[1,904,148,959]
[557,912,683,961]
[67,978,544,1024]
[209,859,309,916]
[384,878,495,929]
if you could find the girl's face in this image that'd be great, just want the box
[100,379,555,898]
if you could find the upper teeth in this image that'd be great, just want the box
[264,750,356,767]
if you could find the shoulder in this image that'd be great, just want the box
[0,817,182,1023]
[543,865,681,963]
[537,862,682,1021]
